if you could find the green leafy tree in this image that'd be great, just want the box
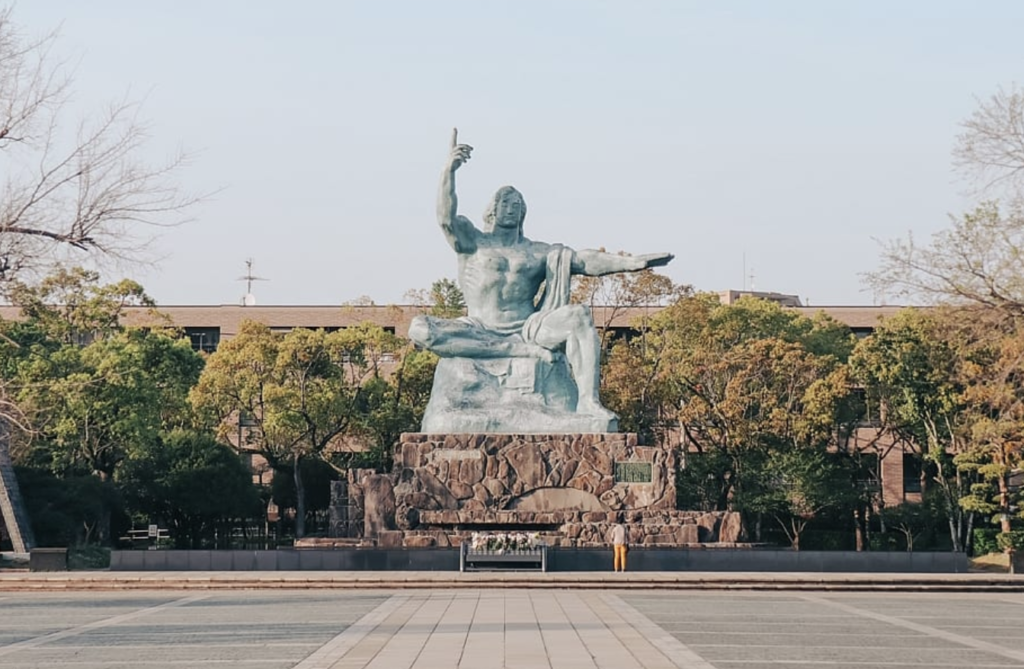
[572,265,690,349]
[743,447,859,551]
[0,269,203,545]
[850,308,976,551]
[429,278,466,318]
[118,429,260,549]
[643,295,857,518]
[952,321,1024,543]
[864,88,1024,552]
[14,467,122,547]
[190,320,415,537]
[880,501,943,552]
[4,267,158,344]
[15,327,202,480]
[405,278,467,318]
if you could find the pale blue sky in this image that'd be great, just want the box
[15,1,1024,306]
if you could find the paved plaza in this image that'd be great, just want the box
[1,588,1023,668]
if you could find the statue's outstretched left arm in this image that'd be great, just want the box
[572,249,674,276]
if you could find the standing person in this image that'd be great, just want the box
[609,513,629,572]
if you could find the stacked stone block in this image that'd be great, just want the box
[327,433,745,548]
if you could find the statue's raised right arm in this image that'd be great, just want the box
[437,128,479,254]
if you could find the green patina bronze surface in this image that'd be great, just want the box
[411,130,674,434]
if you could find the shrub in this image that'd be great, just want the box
[973,528,1000,556]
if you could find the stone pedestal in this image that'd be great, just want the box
[394,433,674,516]
[329,433,744,548]
[421,357,617,433]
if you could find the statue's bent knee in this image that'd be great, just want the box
[568,304,594,328]
[408,315,433,348]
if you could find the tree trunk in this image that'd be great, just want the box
[717,477,733,511]
[854,507,865,552]
[294,452,306,539]
[95,470,112,546]
[790,518,804,551]
[999,474,1012,534]
[947,513,962,552]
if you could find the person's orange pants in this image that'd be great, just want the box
[613,544,627,572]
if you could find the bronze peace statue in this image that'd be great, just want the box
[409,130,673,433]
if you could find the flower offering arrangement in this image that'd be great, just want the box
[468,532,541,553]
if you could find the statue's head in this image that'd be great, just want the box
[483,186,526,238]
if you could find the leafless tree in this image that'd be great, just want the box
[0,7,199,284]
[953,84,1024,198]
[869,84,1024,313]
[866,202,1024,315]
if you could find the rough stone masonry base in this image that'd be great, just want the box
[324,433,744,549]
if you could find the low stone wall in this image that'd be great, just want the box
[109,548,971,573]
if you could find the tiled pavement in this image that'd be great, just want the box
[0,590,713,669]
[4,589,1024,668]
[287,591,715,669]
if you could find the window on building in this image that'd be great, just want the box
[185,327,220,353]
[856,456,881,495]
[270,326,342,335]
[903,454,923,493]
[849,387,880,425]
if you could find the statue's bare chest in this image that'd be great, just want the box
[463,246,545,284]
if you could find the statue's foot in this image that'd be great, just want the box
[577,398,618,422]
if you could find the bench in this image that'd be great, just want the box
[459,542,548,572]
[118,527,170,548]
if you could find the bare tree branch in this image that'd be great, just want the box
[0,7,202,283]
[954,84,1024,198]
[865,202,1024,317]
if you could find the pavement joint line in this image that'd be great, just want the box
[378,592,449,669]
[555,591,633,669]
[502,592,552,669]
[461,589,505,669]
[602,593,717,669]
[532,591,600,669]
[798,594,1024,665]
[0,592,209,658]
[291,594,411,669]
[557,586,602,663]
[411,591,475,668]
[322,597,425,669]
[590,592,674,668]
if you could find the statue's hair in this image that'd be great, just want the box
[483,186,526,237]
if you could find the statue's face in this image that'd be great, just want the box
[494,190,524,230]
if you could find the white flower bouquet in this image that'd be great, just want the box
[469,531,540,553]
